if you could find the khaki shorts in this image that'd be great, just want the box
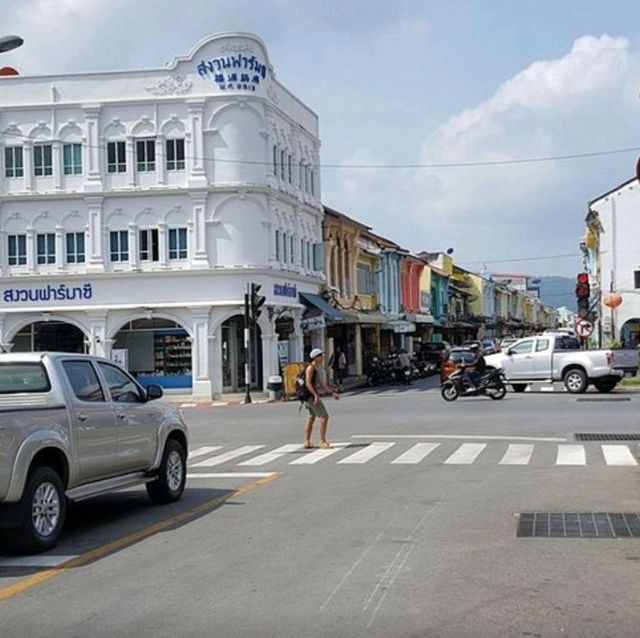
[305,398,328,419]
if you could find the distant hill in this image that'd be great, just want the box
[537,276,575,310]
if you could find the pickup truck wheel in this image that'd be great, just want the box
[5,466,66,554]
[564,369,588,394]
[512,384,527,393]
[594,380,617,393]
[146,439,186,505]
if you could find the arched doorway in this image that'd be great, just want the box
[621,319,640,348]
[12,321,86,353]
[221,315,262,392]
[113,318,192,390]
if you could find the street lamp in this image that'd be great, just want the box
[0,35,23,54]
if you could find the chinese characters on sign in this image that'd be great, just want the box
[197,54,267,92]
[2,283,93,304]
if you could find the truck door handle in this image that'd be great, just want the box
[77,413,88,422]
[116,413,127,420]
[525,356,533,359]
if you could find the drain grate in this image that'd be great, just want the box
[576,397,631,402]
[518,512,640,538]
[575,433,640,441]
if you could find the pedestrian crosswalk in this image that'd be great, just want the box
[185,441,640,471]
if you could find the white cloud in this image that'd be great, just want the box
[335,34,640,275]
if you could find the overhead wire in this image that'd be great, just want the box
[1,129,639,169]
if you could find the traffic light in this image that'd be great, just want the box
[576,273,590,319]
[250,283,266,321]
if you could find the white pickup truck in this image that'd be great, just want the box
[485,334,639,394]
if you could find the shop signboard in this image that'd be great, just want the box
[111,349,128,370]
[301,316,325,332]
[196,53,268,93]
[277,341,289,369]
[385,321,416,334]
[273,283,297,298]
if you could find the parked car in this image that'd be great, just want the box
[484,335,639,394]
[500,337,518,351]
[481,338,500,355]
[0,352,188,553]
[419,341,451,369]
[441,347,476,383]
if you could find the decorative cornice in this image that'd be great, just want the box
[144,76,193,96]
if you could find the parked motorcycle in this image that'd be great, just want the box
[440,366,507,402]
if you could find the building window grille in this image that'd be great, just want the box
[36,233,56,265]
[136,139,156,172]
[4,146,23,178]
[169,228,188,260]
[66,232,85,264]
[34,144,53,176]
[107,141,126,173]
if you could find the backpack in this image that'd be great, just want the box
[295,365,312,402]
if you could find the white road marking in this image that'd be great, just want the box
[0,555,79,568]
[601,445,638,466]
[238,444,303,466]
[444,443,487,465]
[556,444,586,466]
[338,442,396,464]
[187,472,276,479]
[499,444,534,465]
[391,443,440,464]
[189,445,265,468]
[289,442,352,465]
[351,434,567,442]
[188,446,222,462]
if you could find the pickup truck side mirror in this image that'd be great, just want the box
[506,349,514,356]
[145,384,164,401]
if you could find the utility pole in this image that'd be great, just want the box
[243,283,252,404]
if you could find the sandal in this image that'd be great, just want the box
[319,441,332,449]
[304,442,314,449]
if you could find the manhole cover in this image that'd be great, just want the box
[575,433,640,441]
[517,512,640,538]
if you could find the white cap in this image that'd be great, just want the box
[309,348,324,359]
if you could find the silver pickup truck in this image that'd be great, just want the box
[0,352,188,553]
[485,334,639,394]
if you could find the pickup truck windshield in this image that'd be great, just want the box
[0,363,51,394]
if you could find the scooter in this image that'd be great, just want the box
[441,366,507,402]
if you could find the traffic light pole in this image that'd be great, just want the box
[243,283,252,405]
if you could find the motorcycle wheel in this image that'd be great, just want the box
[441,382,459,402]
[487,384,507,400]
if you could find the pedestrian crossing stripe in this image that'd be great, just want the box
[186,442,640,469]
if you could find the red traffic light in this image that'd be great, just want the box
[577,273,589,284]
[576,283,590,298]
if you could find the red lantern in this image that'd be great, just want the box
[604,293,623,309]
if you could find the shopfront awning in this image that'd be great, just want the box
[342,310,390,325]
[299,293,345,322]
[405,313,435,324]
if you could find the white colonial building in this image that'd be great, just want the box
[0,32,326,397]
[585,177,640,347]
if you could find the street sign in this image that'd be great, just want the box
[575,318,594,338]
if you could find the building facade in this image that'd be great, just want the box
[0,32,325,397]
[585,177,640,347]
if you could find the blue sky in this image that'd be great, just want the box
[4,0,640,276]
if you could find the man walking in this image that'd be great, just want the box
[328,346,347,388]
[304,348,340,449]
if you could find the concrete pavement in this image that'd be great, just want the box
[2,379,640,637]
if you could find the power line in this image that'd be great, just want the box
[459,252,581,265]
[2,130,639,170]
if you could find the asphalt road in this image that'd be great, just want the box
[2,379,640,637]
